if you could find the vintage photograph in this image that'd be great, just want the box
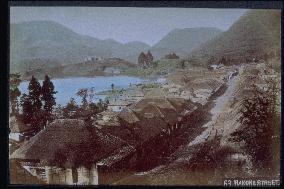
[9,5,281,186]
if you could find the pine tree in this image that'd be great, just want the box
[76,88,88,109]
[28,76,42,134]
[20,93,32,124]
[42,75,57,126]
[138,52,147,67]
[146,51,154,66]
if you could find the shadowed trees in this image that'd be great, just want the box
[164,52,179,59]
[229,76,280,170]
[28,76,43,132]
[138,51,154,68]
[9,73,21,116]
[42,75,57,125]
[20,75,56,137]
[76,88,88,109]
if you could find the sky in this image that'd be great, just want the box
[10,7,247,46]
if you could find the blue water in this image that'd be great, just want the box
[19,76,148,106]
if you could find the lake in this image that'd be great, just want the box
[19,76,153,106]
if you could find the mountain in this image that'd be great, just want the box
[189,10,281,65]
[150,27,223,59]
[10,21,225,73]
[111,41,150,63]
[10,20,150,72]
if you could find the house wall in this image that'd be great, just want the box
[9,133,23,142]
[77,165,98,185]
[45,165,98,185]
[45,166,73,184]
[108,105,124,112]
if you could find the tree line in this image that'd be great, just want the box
[229,74,280,173]
[138,50,154,68]
[10,74,110,138]
[16,75,57,137]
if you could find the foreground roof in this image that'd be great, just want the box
[10,119,127,167]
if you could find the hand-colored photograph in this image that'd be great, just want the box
[9,5,280,186]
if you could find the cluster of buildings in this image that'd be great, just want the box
[9,86,199,185]
[9,66,238,185]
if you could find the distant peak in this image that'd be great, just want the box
[170,27,223,33]
[14,20,61,25]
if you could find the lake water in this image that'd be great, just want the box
[19,76,152,106]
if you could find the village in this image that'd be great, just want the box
[9,60,244,185]
[8,7,281,186]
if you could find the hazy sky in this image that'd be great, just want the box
[10,7,247,45]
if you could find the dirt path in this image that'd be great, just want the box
[115,68,240,184]
[187,69,239,147]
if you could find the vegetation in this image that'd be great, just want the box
[20,76,43,136]
[59,88,109,126]
[15,75,57,137]
[9,73,21,116]
[229,76,280,170]
[136,83,161,90]
[164,52,179,59]
[138,51,154,68]
[123,59,182,77]
[42,75,57,125]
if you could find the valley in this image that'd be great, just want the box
[9,8,281,186]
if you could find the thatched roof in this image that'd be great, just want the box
[118,108,140,124]
[133,116,169,144]
[129,98,196,125]
[131,98,174,111]
[95,110,120,127]
[10,119,127,167]
[144,88,167,99]
[97,146,136,167]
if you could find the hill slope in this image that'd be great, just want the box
[11,21,237,73]
[153,27,222,52]
[189,10,281,65]
[150,27,222,60]
[10,20,150,72]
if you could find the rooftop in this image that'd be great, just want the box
[10,119,128,167]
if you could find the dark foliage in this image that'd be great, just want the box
[138,51,154,68]
[42,75,57,125]
[164,52,179,59]
[10,73,22,116]
[229,77,280,169]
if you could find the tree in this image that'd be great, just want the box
[165,52,179,59]
[146,51,154,66]
[42,75,57,126]
[138,52,147,67]
[20,76,43,137]
[76,88,88,109]
[63,98,79,118]
[88,87,95,103]
[20,94,32,124]
[111,83,115,91]
[229,76,280,169]
[97,99,108,112]
[28,76,43,133]
[9,73,21,116]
